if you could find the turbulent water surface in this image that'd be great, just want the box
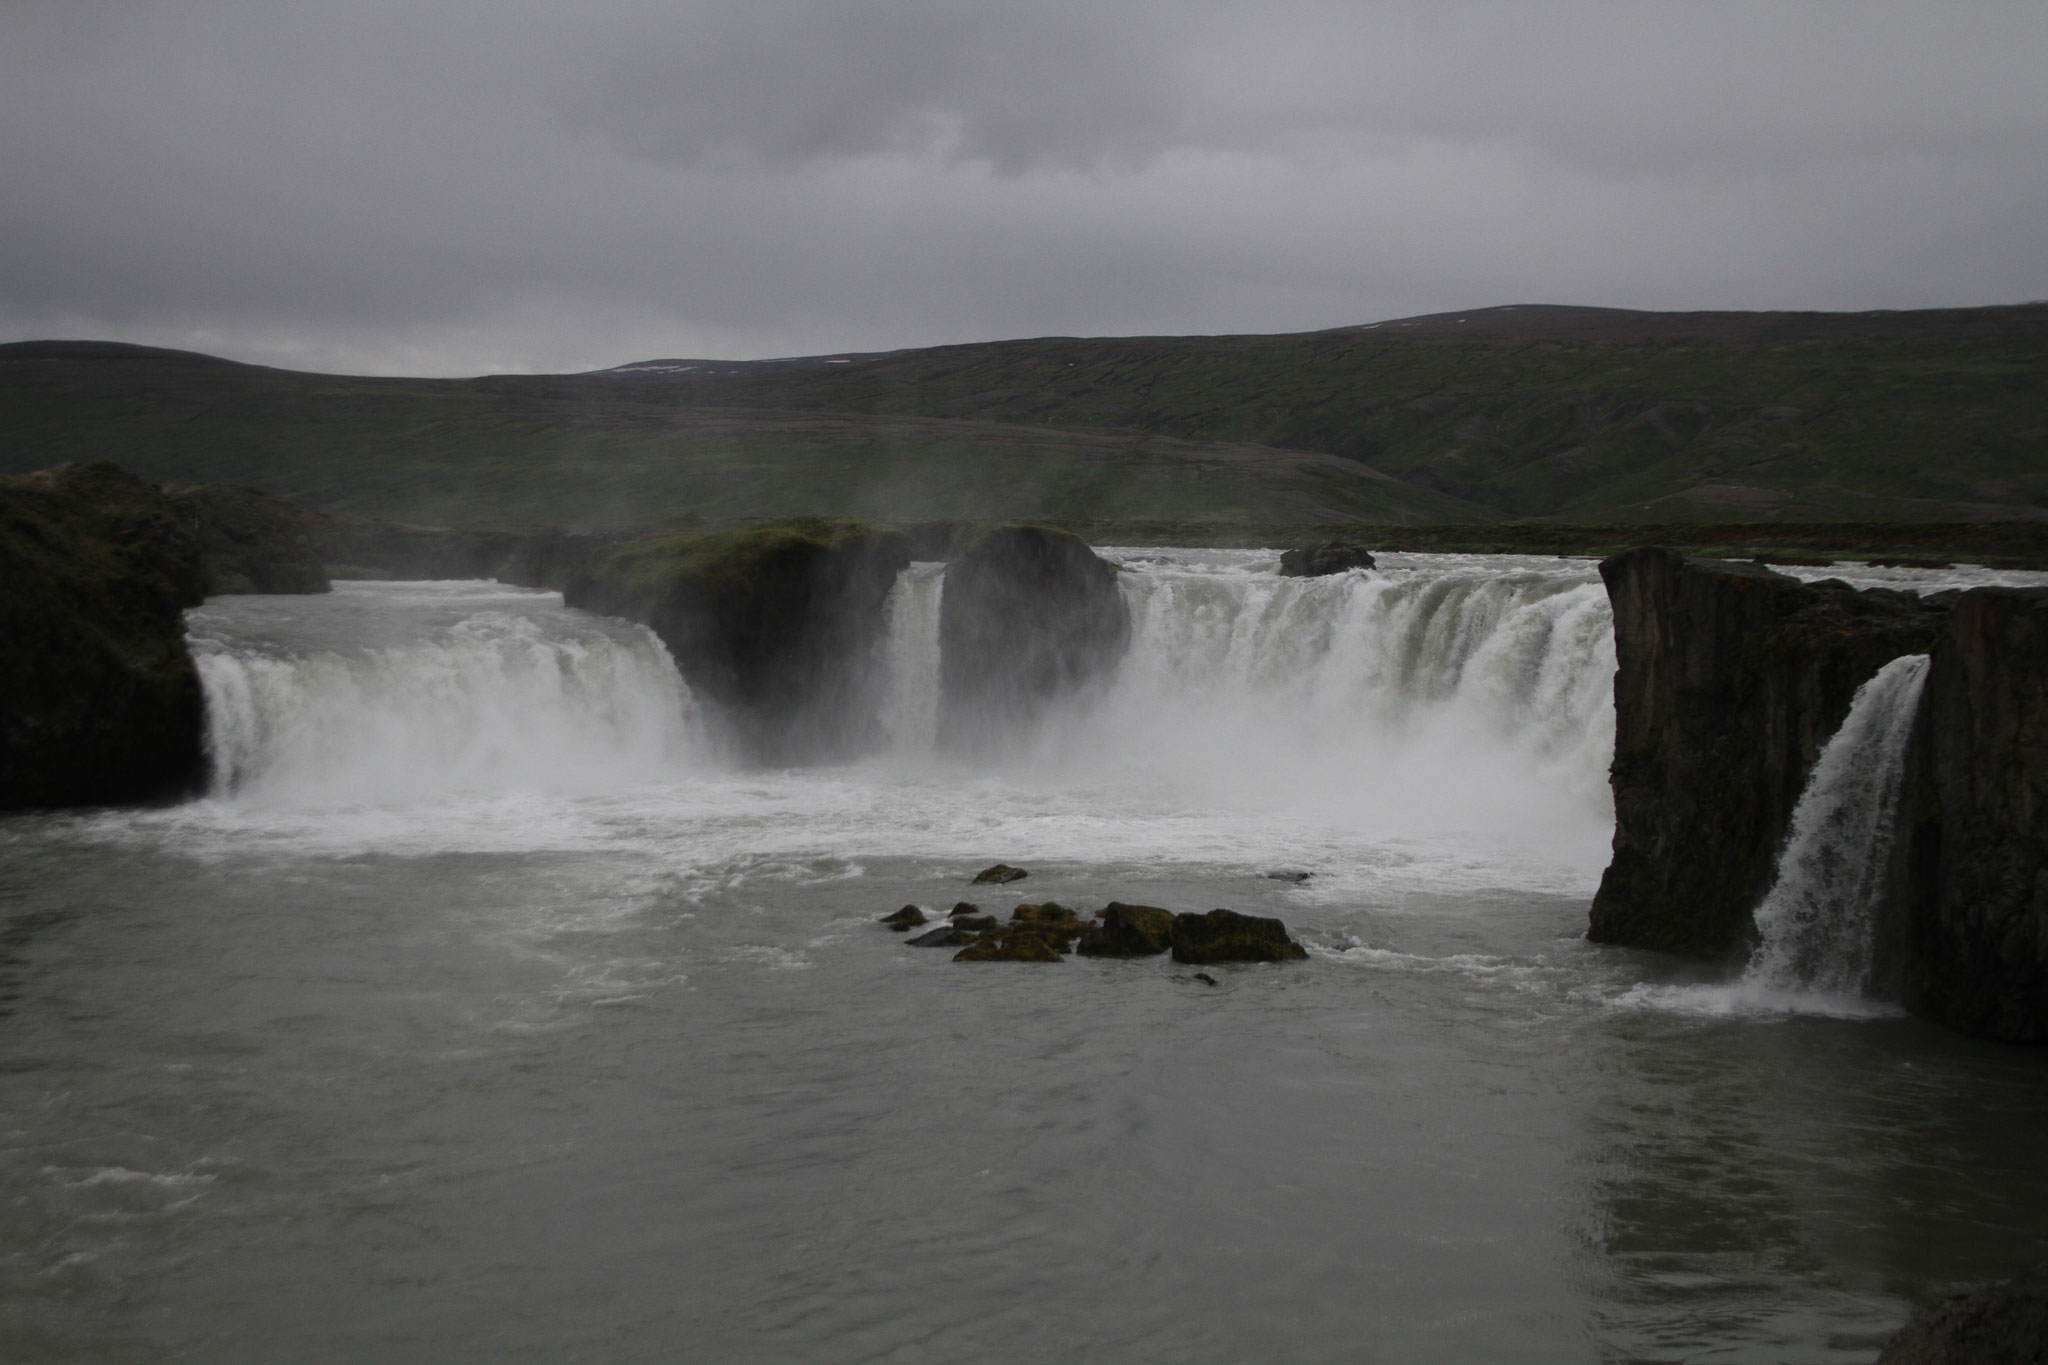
[4,555,2047,1363]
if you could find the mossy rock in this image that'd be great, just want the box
[953,934,1065,963]
[1076,902,1176,957]
[880,905,927,931]
[1009,901,1079,929]
[1279,542,1375,577]
[1169,909,1309,964]
[972,863,1028,884]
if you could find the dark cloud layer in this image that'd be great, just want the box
[3,1,2043,374]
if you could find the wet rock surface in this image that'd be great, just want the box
[1,462,329,809]
[1169,909,1310,964]
[971,864,1028,885]
[1075,903,1176,957]
[1590,547,1948,956]
[886,896,1309,971]
[1279,542,1375,577]
[1876,1264,2048,1364]
[565,518,911,764]
[1892,588,2048,1041]
[938,526,1130,753]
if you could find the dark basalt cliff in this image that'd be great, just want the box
[1877,1263,2048,1364]
[0,463,331,808]
[937,525,1130,753]
[564,518,910,764]
[1589,547,1946,955]
[1890,588,2048,1041]
[165,480,331,595]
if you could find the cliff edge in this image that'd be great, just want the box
[1589,547,1945,955]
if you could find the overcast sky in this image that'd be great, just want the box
[3,1,2043,376]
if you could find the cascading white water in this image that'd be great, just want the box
[1743,653,1931,997]
[188,582,702,806]
[864,550,1619,874]
[878,562,946,759]
[1020,552,1616,828]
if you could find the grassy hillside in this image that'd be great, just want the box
[0,343,1478,530]
[597,304,2048,523]
[2,302,2044,530]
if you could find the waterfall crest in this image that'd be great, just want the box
[867,552,1618,854]
[189,583,702,806]
[1743,653,1931,997]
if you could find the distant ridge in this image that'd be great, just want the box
[600,303,2048,375]
[2,302,2044,529]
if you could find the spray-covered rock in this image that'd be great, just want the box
[1279,542,1375,576]
[565,518,911,764]
[938,525,1129,752]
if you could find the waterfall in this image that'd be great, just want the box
[878,562,945,759]
[187,582,702,806]
[866,552,1618,855]
[1742,653,1931,997]
[1060,556,1616,819]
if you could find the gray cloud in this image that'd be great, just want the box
[1,1,2043,374]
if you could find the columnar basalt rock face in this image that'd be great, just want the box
[1589,547,1947,955]
[1890,588,2048,1041]
[937,525,1130,753]
[564,518,911,764]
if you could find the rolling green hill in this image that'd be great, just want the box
[3,302,2044,531]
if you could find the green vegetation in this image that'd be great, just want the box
[3,303,2044,536]
[577,516,894,594]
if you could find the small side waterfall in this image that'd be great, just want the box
[878,562,945,758]
[1743,653,1931,997]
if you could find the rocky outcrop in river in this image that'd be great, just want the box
[0,463,329,808]
[1889,588,2048,1041]
[1593,548,2048,1044]
[1589,548,1947,955]
[564,518,911,763]
[1876,1264,2048,1364]
[937,525,1129,752]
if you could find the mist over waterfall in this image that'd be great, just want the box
[911,550,1618,859]
[188,582,701,806]
[1744,653,1931,997]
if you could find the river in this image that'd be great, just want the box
[3,551,2045,1362]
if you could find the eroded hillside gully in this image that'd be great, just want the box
[4,531,2048,1362]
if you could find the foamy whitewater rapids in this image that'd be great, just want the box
[10,553,2048,1362]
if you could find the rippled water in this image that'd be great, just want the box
[3,558,2046,1363]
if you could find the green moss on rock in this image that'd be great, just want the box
[1168,909,1309,964]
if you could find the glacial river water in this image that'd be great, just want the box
[3,553,2046,1363]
